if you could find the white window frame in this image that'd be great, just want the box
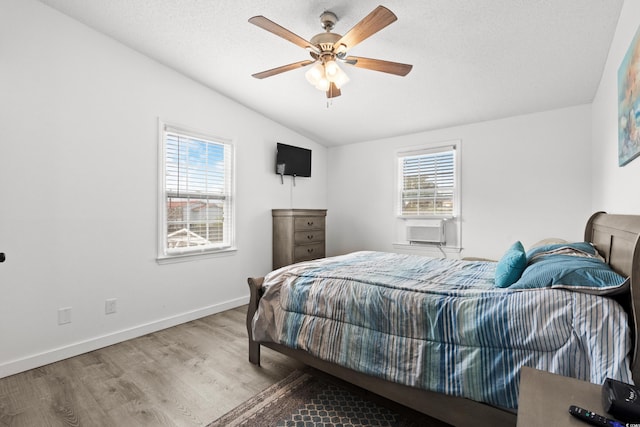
[396,141,460,219]
[157,120,236,263]
[393,140,462,252]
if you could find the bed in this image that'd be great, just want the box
[246,212,640,426]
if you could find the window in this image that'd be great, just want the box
[158,122,235,259]
[397,144,458,217]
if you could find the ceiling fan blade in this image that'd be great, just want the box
[252,60,315,79]
[249,16,319,54]
[326,82,341,98]
[333,6,397,52]
[345,56,412,76]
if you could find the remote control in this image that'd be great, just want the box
[568,405,626,427]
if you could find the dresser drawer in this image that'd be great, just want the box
[294,230,324,245]
[294,216,325,231]
[293,243,325,262]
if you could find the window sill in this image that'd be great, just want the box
[156,246,237,264]
[392,242,462,253]
[397,215,456,220]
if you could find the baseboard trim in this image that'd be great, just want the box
[0,296,248,379]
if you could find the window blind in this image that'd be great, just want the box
[162,126,234,255]
[398,147,455,216]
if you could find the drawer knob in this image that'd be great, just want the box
[307,235,314,240]
[307,248,314,253]
[308,221,314,226]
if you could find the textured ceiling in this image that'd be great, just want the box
[36,0,623,146]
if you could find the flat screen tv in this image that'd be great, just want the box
[276,143,311,177]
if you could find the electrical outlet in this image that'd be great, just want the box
[58,307,71,325]
[105,298,117,315]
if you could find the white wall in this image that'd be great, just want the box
[327,105,593,260]
[0,0,327,377]
[592,0,640,212]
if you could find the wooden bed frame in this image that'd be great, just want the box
[246,212,640,426]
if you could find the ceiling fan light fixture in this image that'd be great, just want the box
[331,66,350,88]
[324,60,339,78]
[315,76,331,91]
[305,62,324,85]
[307,60,348,92]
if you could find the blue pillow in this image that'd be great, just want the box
[509,254,627,295]
[494,241,527,288]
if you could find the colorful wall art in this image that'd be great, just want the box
[618,25,640,166]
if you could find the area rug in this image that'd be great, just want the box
[208,368,450,427]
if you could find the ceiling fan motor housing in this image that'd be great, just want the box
[310,32,341,55]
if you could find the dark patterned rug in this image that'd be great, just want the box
[208,368,451,427]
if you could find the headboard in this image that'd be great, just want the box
[584,212,640,381]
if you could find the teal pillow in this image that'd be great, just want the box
[509,254,627,295]
[494,241,527,288]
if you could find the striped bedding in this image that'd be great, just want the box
[252,251,632,409]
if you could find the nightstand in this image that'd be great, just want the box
[517,367,624,426]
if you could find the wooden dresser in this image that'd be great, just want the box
[272,209,327,270]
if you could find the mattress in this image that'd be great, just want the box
[252,251,632,409]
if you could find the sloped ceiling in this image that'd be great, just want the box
[36,0,623,146]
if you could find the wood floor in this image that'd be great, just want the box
[0,306,302,426]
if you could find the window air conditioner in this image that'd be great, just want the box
[407,220,446,245]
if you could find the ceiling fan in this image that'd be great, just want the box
[249,5,413,99]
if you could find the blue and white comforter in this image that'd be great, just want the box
[252,251,632,409]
